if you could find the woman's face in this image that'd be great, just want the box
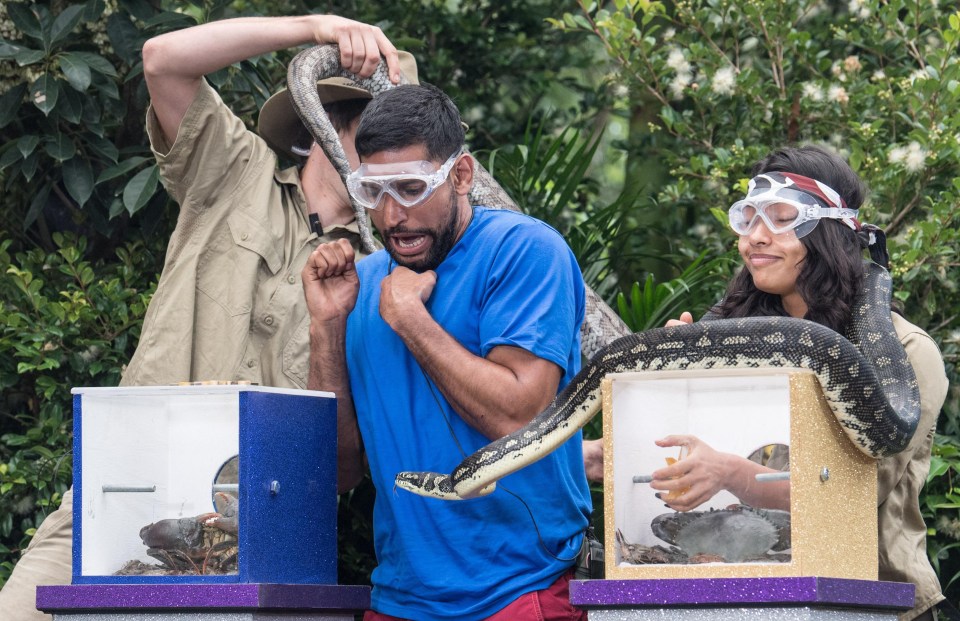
[737,218,808,317]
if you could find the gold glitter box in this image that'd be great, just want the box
[601,369,877,580]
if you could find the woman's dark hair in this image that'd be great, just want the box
[714,145,870,334]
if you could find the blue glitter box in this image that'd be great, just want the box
[70,385,338,585]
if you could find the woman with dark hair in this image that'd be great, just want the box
[587,146,948,620]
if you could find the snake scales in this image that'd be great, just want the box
[287,46,921,501]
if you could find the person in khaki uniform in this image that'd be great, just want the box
[0,15,414,620]
[584,145,949,620]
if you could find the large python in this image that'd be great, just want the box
[287,45,631,359]
[396,262,920,499]
[287,46,920,501]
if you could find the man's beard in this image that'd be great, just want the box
[384,192,462,272]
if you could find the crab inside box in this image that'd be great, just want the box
[602,368,877,580]
[71,385,337,585]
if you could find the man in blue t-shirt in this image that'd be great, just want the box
[303,83,591,621]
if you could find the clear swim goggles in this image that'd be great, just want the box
[345,149,463,210]
[728,172,859,238]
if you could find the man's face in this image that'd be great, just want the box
[362,145,470,272]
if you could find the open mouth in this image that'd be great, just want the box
[390,233,430,256]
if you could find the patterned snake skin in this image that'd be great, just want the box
[286,47,920,500]
[287,45,632,360]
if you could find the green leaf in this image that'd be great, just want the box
[44,132,76,161]
[84,134,119,163]
[24,182,52,228]
[62,157,94,206]
[106,12,140,65]
[6,3,45,44]
[96,156,148,184]
[141,11,196,29]
[50,4,86,48]
[108,197,125,218]
[14,49,46,66]
[0,39,27,59]
[122,164,159,215]
[58,52,92,92]
[0,83,27,128]
[0,143,22,170]
[71,51,118,78]
[17,135,39,158]
[57,83,83,123]
[30,74,59,116]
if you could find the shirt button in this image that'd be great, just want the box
[287,275,296,284]
[241,232,249,240]
[247,359,255,368]
[264,315,274,326]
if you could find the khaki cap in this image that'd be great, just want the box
[258,50,419,159]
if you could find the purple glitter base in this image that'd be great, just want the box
[570,577,915,610]
[36,583,370,612]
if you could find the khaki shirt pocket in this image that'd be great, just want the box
[196,210,283,316]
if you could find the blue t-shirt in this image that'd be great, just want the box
[347,207,591,620]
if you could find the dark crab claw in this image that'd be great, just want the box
[139,517,204,551]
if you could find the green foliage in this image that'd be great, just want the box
[1,0,170,249]
[487,118,627,297]
[0,233,156,583]
[556,0,960,596]
[616,253,732,332]
[927,437,960,594]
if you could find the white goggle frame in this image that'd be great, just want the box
[346,149,463,210]
[729,187,858,238]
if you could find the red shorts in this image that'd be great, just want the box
[363,569,585,621]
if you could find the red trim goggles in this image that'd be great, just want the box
[728,172,859,238]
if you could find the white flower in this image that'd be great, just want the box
[711,66,737,96]
[904,141,927,172]
[663,28,676,41]
[848,0,871,19]
[665,47,691,74]
[827,84,849,105]
[612,83,629,98]
[802,82,824,102]
[909,69,927,84]
[888,146,907,164]
[668,72,691,100]
[871,69,886,82]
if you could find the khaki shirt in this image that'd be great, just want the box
[880,313,949,620]
[122,80,365,389]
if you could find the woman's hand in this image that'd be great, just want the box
[664,311,693,328]
[650,434,733,512]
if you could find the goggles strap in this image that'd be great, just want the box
[775,172,847,209]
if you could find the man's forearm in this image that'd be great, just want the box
[142,14,398,148]
[308,319,364,492]
[143,16,321,84]
[392,307,561,441]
